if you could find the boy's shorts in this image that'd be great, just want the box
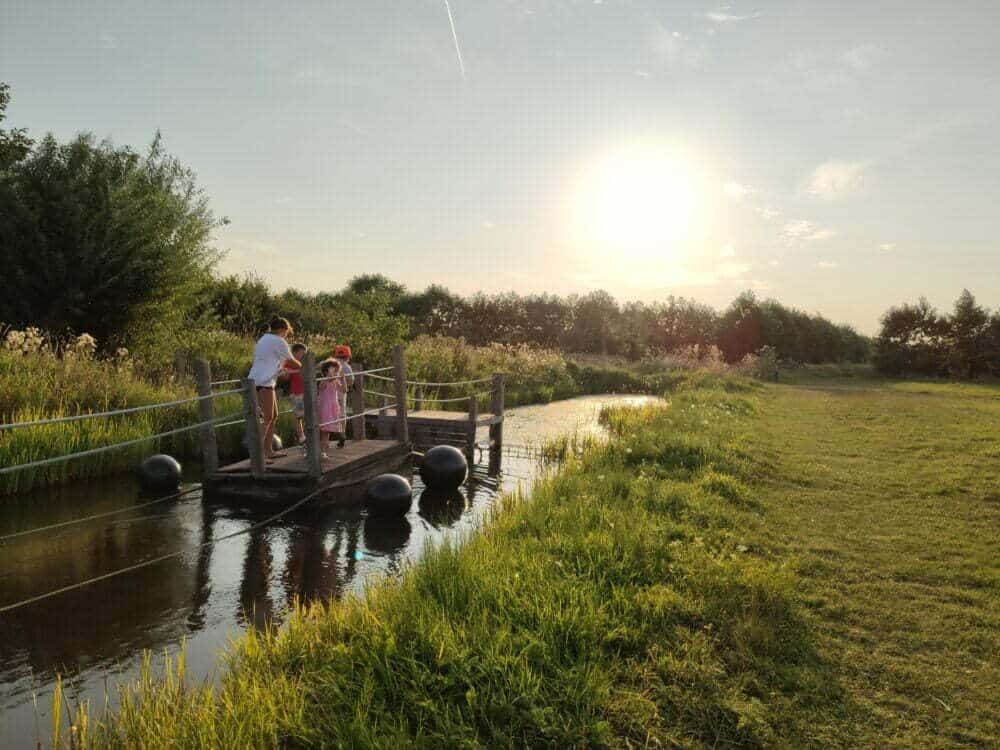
[290,394,305,417]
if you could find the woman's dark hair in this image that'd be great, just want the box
[269,316,292,333]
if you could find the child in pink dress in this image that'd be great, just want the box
[318,359,347,454]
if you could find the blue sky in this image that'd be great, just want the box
[2,0,999,332]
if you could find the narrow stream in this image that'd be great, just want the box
[0,394,657,746]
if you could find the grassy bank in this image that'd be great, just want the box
[68,373,840,747]
[62,373,1000,748]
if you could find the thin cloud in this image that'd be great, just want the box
[807,160,867,197]
[818,261,838,269]
[879,243,896,252]
[808,228,836,241]
[757,206,780,221]
[723,180,752,199]
[720,243,737,258]
[705,11,760,23]
[782,220,836,242]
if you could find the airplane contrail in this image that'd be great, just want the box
[443,0,467,81]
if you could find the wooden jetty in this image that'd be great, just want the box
[196,346,504,503]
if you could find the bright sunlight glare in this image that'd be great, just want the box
[572,147,700,261]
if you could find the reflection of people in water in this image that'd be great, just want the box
[238,526,275,630]
[237,510,371,622]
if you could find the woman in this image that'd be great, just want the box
[247,317,301,463]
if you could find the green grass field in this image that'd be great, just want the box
[752,379,1000,747]
[69,375,999,748]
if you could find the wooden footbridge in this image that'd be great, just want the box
[199,346,504,502]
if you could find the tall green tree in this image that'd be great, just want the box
[718,291,763,363]
[0,132,220,350]
[0,83,33,168]
[873,298,947,376]
[947,289,989,378]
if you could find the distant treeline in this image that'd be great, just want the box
[205,273,870,365]
[874,290,1000,379]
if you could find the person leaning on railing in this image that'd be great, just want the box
[247,317,301,463]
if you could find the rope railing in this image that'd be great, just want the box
[0,485,203,543]
[365,373,494,388]
[318,404,396,430]
[363,388,394,399]
[0,412,242,476]
[0,388,244,432]
[210,378,242,387]
[417,391,494,404]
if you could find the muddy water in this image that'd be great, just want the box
[0,394,657,746]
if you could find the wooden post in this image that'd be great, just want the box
[466,394,478,465]
[301,352,322,478]
[241,378,265,478]
[414,385,424,412]
[392,345,409,444]
[174,350,189,382]
[351,372,366,442]
[489,372,505,452]
[195,359,219,478]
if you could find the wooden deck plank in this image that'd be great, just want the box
[215,440,401,476]
[204,440,412,503]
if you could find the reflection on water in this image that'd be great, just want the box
[0,394,657,746]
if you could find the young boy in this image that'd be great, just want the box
[247,317,301,463]
[286,342,308,445]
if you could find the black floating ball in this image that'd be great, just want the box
[365,473,413,517]
[137,454,182,492]
[418,488,467,528]
[420,445,468,491]
[240,433,284,457]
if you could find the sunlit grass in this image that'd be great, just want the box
[62,375,846,748]
[55,373,1000,747]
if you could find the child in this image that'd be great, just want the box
[333,345,355,419]
[286,342,308,445]
[318,358,347,454]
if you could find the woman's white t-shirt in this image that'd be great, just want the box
[247,333,293,387]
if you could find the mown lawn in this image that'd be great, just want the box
[754,379,1000,748]
[71,376,999,748]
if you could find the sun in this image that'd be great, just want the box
[572,146,699,260]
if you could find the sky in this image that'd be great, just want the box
[2,0,999,334]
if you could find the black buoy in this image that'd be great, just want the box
[240,433,283,457]
[365,473,412,517]
[137,454,182,492]
[418,488,467,528]
[419,445,468,491]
